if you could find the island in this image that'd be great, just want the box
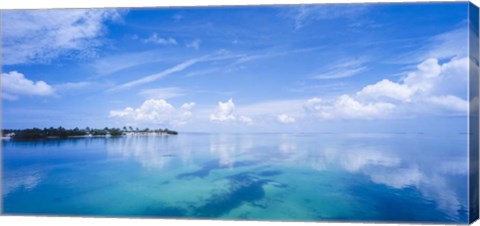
[1,127,178,140]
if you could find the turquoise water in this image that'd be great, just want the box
[1,133,469,223]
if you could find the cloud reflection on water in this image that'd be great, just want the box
[3,167,43,196]
[106,136,179,169]
[209,134,237,168]
[101,134,466,219]
[306,142,467,219]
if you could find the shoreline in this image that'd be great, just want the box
[1,132,178,141]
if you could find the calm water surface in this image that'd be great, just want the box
[2,133,469,223]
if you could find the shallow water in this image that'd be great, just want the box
[1,133,469,223]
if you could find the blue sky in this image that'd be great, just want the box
[1,3,473,133]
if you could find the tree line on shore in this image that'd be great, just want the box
[2,126,178,140]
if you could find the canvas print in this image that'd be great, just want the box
[1,2,479,224]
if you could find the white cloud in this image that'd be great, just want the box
[357,79,414,102]
[209,99,252,124]
[1,71,55,100]
[426,95,468,113]
[106,58,201,92]
[303,97,323,112]
[237,99,306,117]
[143,32,177,45]
[93,50,168,75]
[205,56,468,124]
[435,57,469,97]
[290,5,368,30]
[299,28,469,121]
[403,58,442,93]
[312,58,367,80]
[201,99,307,126]
[393,27,468,65]
[176,102,196,126]
[238,116,253,124]
[186,39,201,50]
[426,27,468,60]
[277,114,296,124]
[210,99,236,122]
[139,87,185,99]
[232,96,392,124]
[304,95,396,120]
[329,95,395,120]
[2,9,124,65]
[304,56,468,120]
[109,99,195,127]
[93,47,239,77]
[104,51,244,92]
[199,53,468,126]
[181,102,195,110]
[313,66,366,80]
[357,57,469,114]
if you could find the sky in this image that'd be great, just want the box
[0,3,474,133]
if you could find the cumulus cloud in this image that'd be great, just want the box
[2,9,124,65]
[210,99,252,124]
[357,79,414,102]
[210,99,236,122]
[203,56,468,124]
[359,57,468,113]
[237,99,306,117]
[180,102,195,110]
[1,71,55,100]
[402,58,442,93]
[356,59,443,103]
[238,116,253,124]
[109,99,195,127]
[143,32,177,45]
[277,114,296,124]
[426,95,469,113]
[304,56,469,120]
[304,95,395,120]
